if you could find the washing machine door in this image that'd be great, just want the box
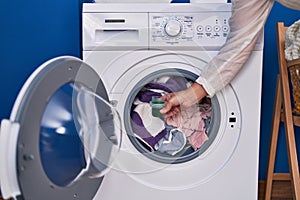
[0,56,122,200]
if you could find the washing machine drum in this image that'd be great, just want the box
[0,56,122,200]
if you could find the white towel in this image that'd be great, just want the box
[133,101,165,137]
[285,19,300,61]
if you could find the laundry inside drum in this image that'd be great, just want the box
[127,74,218,164]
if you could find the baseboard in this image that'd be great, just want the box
[259,175,294,199]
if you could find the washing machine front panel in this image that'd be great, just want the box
[81,2,263,200]
[89,51,242,190]
[0,57,122,200]
[89,49,263,200]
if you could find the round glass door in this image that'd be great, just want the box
[40,83,122,187]
[4,56,122,200]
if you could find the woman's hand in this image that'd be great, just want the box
[160,83,208,119]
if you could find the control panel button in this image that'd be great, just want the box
[222,25,229,32]
[214,25,221,32]
[164,20,182,37]
[205,25,212,32]
[197,25,204,32]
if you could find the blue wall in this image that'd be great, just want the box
[0,0,299,181]
[0,0,93,119]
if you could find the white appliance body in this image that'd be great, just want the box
[82,3,263,200]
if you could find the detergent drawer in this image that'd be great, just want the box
[83,13,149,50]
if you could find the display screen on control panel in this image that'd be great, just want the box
[150,13,230,49]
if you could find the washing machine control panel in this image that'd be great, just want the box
[150,13,230,49]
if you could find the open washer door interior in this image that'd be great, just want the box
[0,56,122,200]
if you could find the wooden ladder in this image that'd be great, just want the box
[264,22,300,200]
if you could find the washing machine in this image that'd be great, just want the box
[0,2,264,200]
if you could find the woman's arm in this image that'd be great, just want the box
[196,0,274,97]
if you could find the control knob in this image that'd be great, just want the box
[164,20,182,37]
